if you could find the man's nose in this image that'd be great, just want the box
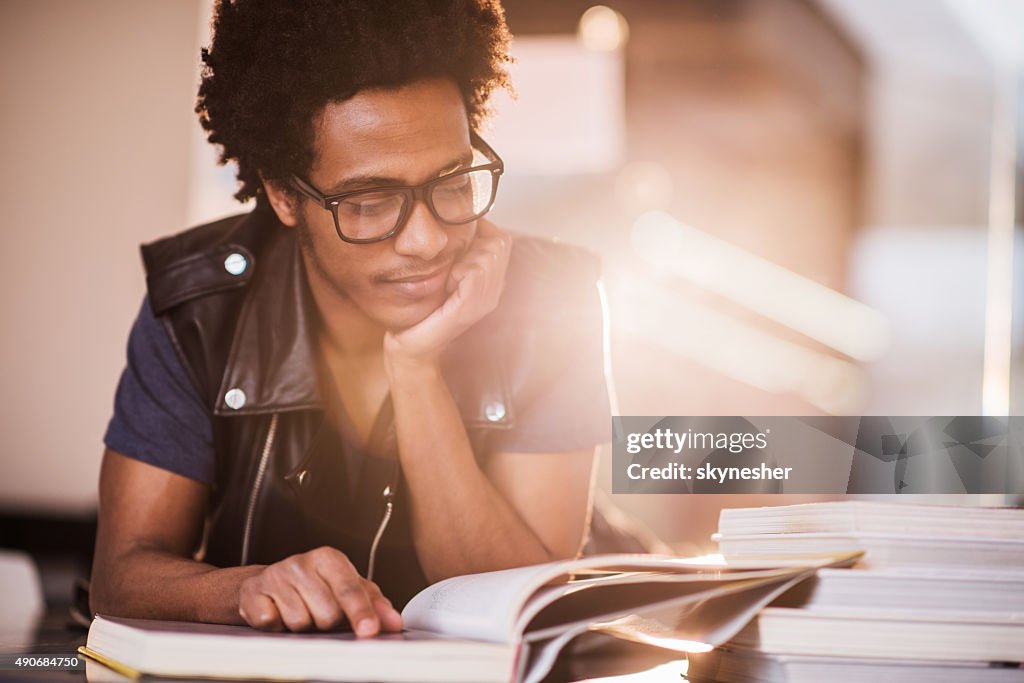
[393,198,448,261]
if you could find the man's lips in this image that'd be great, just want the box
[385,265,449,283]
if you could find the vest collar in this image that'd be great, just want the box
[214,224,322,416]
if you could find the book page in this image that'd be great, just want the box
[402,553,857,644]
[401,554,699,643]
[590,572,812,647]
[514,571,816,683]
[402,562,577,643]
[514,567,810,633]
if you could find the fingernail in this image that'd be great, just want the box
[357,619,376,637]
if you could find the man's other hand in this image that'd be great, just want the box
[237,546,403,635]
[383,219,510,367]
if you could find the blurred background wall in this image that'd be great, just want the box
[0,1,201,514]
[0,0,1021,592]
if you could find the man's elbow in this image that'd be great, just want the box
[88,548,146,618]
[88,569,116,617]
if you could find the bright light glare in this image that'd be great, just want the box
[578,6,629,51]
[634,637,713,654]
[980,73,1017,417]
[630,211,892,362]
[675,553,727,566]
[611,276,870,414]
[614,161,673,213]
[581,658,689,683]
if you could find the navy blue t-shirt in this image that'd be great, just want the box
[105,296,613,485]
[104,297,215,484]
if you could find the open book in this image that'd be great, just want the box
[81,552,859,683]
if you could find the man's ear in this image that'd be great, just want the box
[261,176,301,228]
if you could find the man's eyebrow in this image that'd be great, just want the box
[323,151,475,195]
[324,175,404,194]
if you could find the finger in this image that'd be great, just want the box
[267,581,315,632]
[444,261,487,311]
[460,220,505,259]
[447,265,487,313]
[461,248,500,268]
[470,234,509,261]
[362,580,403,632]
[374,597,404,632]
[286,560,345,631]
[476,228,510,254]
[476,228,511,266]
[449,259,485,286]
[475,217,504,238]
[316,558,380,637]
[240,593,283,632]
[453,259,500,309]
[446,264,468,293]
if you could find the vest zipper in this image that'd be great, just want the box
[365,484,394,582]
[241,413,279,565]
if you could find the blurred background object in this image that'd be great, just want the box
[0,550,44,649]
[0,0,1021,615]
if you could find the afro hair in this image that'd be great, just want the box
[196,0,512,202]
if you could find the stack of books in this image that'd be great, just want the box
[689,501,1024,683]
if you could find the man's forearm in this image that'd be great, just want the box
[91,548,263,624]
[387,359,558,582]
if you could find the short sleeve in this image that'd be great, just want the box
[103,296,215,485]
[490,283,614,454]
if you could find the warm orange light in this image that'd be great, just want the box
[578,6,629,52]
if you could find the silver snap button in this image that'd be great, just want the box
[224,252,247,276]
[484,401,506,422]
[224,388,247,410]
[296,470,308,487]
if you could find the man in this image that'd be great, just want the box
[90,0,611,637]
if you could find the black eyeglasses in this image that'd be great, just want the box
[290,133,504,244]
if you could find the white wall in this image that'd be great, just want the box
[0,1,204,513]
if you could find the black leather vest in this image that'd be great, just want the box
[140,204,605,608]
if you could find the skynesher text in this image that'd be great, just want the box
[627,462,793,483]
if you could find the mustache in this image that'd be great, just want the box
[373,254,455,283]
